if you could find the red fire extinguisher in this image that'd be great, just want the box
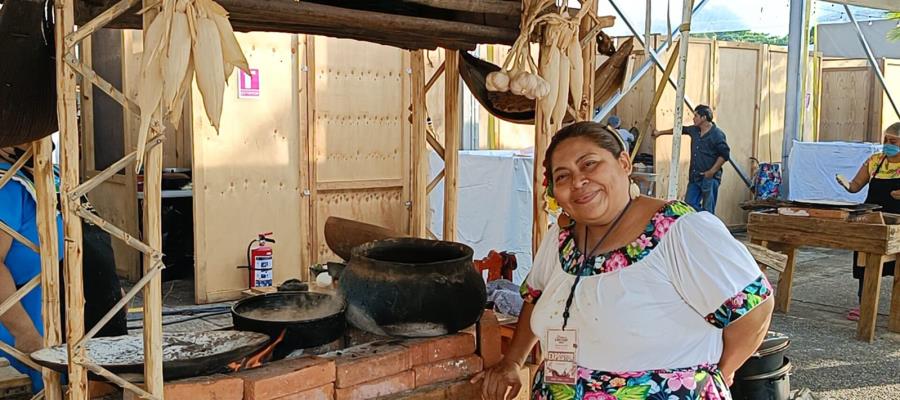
[239,232,276,288]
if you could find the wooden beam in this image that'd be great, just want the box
[0,220,39,254]
[443,50,460,242]
[65,0,140,49]
[74,207,157,256]
[403,0,521,15]
[743,241,787,273]
[425,62,446,94]
[0,146,33,192]
[427,170,445,194]
[54,0,89,394]
[532,45,551,254]
[140,3,164,397]
[426,127,445,159]
[410,51,428,238]
[80,361,159,400]
[0,277,39,324]
[858,252,884,342]
[33,138,63,400]
[64,56,140,116]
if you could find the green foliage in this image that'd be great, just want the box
[888,13,900,42]
[692,30,789,46]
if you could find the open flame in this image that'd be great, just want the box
[228,329,286,371]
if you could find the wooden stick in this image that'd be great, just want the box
[410,51,428,238]
[64,56,141,116]
[74,207,158,256]
[426,127,445,159]
[532,44,551,254]
[427,170,445,194]
[0,276,39,319]
[0,146,33,192]
[443,49,460,242]
[80,360,159,400]
[425,229,438,240]
[33,138,63,400]
[403,0,520,15]
[632,40,680,160]
[0,341,42,371]
[70,136,164,200]
[425,62,446,93]
[579,16,617,47]
[55,0,89,395]
[30,389,45,400]
[0,220,39,253]
[75,261,163,350]
[665,1,696,200]
[857,252,884,342]
[66,0,141,49]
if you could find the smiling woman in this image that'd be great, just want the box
[473,122,775,400]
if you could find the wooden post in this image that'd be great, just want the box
[54,0,89,397]
[141,2,165,397]
[34,138,64,400]
[857,252,884,342]
[767,243,797,314]
[410,50,428,238]
[532,45,551,253]
[665,0,696,200]
[443,49,460,241]
[580,5,598,121]
[890,255,900,333]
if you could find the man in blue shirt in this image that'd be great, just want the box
[652,105,730,214]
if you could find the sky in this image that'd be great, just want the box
[597,0,892,37]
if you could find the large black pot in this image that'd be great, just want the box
[340,238,487,337]
[736,331,790,378]
[232,292,346,359]
[731,357,792,400]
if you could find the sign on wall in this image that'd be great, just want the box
[238,68,260,99]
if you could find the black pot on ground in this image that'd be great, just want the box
[231,292,346,359]
[736,331,790,378]
[340,238,487,337]
[731,357,792,400]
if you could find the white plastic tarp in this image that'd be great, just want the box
[429,150,535,284]
[787,140,881,203]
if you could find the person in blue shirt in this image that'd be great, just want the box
[651,105,731,214]
[0,146,64,393]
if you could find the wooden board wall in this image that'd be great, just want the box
[819,59,874,142]
[310,37,410,263]
[191,32,303,303]
[881,60,900,132]
[758,49,787,163]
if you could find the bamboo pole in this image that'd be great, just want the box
[30,389,45,400]
[443,49,460,241]
[75,261,163,350]
[427,170,445,194]
[425,62,446,93]
[410,51,428,237]
[80,360,159,400]
[632,40,681,160]
[0,146,33,191]
[0,341,42,371]
[70,136,164,201]
[55,0,89,395]
[64,56,141,116]
[666,0,695,201]
[74,207,158,256]
[0,221,39,253]
[65,0,141,49]
[532,44,551,253]
[33,137,63,400]
[0,277,39,319]
[426,127,445,159]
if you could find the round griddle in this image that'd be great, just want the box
[30,330,270,380]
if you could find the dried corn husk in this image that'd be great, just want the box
[135,7,169,170]
[567,29,584,118]
[200,0,249,78]
[192,15,226,130]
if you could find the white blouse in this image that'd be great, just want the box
[527,211,763,372]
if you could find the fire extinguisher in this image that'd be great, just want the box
[238,232,276,288]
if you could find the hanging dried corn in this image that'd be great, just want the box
[135,0,249,171]
[491,0,603,127]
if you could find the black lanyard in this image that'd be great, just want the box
[561,199,633,330]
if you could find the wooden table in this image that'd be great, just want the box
[747,211,900,342]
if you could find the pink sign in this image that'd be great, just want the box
[238,68,260,98]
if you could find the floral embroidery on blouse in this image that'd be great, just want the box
[519,201,695,304]
[531,363,729,400]
[867,153,900,179]
[705,275,773,329]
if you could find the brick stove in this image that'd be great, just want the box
[125,310,504,400]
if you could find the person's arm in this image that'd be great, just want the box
[703,157,727,179]
[471,302,538,400]
[718,298,774,385]
[0,232,43,354]
[840,162,872,193]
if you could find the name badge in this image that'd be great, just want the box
[544,329,578,384]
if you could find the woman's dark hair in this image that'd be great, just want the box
[543,121,626,192]
[694,105,713,123]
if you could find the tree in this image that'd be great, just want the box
[888,12,900,41]
[692,30,788,46]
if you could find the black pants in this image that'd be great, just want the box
[853,251,896,300]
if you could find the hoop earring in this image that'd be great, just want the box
[629,180,641,199]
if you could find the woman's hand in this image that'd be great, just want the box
[891,189,900,200]
[470,358,523,400]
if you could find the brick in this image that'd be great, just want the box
[476,310,502,368]
[322,341,411,388]
[387,378,480,400]
[404,333,476,366]
[158,374,243,400]
[334,370,415,400]
[235,356,335,400]
[413,355,483,387]
[273,384,334,400]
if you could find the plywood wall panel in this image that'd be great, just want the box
[192,32,303,303]
[820,60,872,142]
[881,60,900,133]
[758,49,787,163]
[314,189,405,262]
